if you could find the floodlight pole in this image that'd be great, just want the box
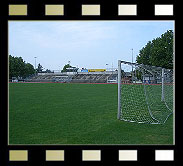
[131,48,134,83]
[117,60,121,120]
[34,57,37,75]
[161,68,165,101]
[112,62,113,75]
[106,64,109,71]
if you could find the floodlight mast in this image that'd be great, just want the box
[161,68,165,101]
[131,48,133,83]
[34,57,37,75]
[117,60,121,120]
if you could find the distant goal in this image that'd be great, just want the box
[117,60,174,124]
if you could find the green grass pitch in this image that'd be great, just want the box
[9,83,173,145]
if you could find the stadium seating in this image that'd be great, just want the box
[26,73,118,83]
[70,74,112,83]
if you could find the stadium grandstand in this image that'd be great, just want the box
[22,68,118,83]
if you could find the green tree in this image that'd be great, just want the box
[36,63,43,73]
[61,64,72,72]
[9,55,25,78]
[9,55,35,78]
[24,63,35,77]
[136,30,173,69]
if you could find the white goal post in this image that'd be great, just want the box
[117,60,173,124]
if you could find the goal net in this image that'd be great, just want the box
[117,60,173,124]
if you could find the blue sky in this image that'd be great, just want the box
[9,21,174,71]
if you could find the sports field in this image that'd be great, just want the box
[9,83,173,145]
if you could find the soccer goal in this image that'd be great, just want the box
[117,60,173,124]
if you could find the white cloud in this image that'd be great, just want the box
[9,21,116,50]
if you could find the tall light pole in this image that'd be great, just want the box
[106,64,109,72]
[131,48,133,83]
[112,62,113,75]
[34,57,37,75]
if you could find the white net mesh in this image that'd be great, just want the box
[119,61,173,124]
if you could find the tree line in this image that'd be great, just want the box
[9,55,53,79]
[9,55,35,79]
